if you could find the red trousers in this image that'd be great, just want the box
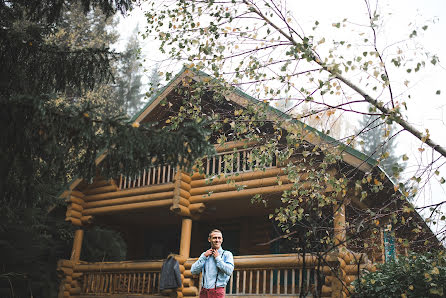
[199,287,225,298]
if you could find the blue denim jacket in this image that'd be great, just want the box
[190,247,234,289]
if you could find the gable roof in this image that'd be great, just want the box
[133,66,378,173]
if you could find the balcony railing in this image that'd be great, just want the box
[119,165,176,190]
[76,260,163,295]
[118,147,277,190]
[188,253,326,297]
[72,254,328,297]
[202,147,277,177]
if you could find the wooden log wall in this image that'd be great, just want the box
[189,167,294,204]
[57,259,77,298]
[170,171,193,218]
[82,181,175,215]
[65,190,87,227]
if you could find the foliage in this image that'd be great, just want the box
[353,252,446,298]
[0,0,213,296]
[0,201,73,298]
[144,0,443,255]
[45,1,123,117]
[82,226,127,262]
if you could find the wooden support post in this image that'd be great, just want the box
[333,200,346,251]
[71,229,84,263]
[179,218,192,258]
[179,217,193,297]
[332,195,348,298]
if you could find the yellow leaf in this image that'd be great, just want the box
[409,285,414,290]
[83,112,89,118]
[165,119,171,124]
[131,122,140,128]
[418,147,425,152]
[431,267,440,275]
[394,185,399,192]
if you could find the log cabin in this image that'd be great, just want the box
[57,68,438,298]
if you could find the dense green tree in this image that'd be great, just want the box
[0,1,213,296]
[45,1,123,116]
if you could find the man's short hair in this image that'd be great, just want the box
[208,229,223,238]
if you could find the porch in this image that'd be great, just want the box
[60,253,364,297]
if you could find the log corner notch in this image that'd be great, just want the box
[65,190,93,227]
[56,259,77,298]
[170,170,206,218]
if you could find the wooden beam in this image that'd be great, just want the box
[191,167,283,183]
[214,140,257,153]
[189,183,294,203]
[190,175,290,196]
[75,260,164,272]
[65,217,82,227]
[84,183,174,202]
[189,203,205,214]
[68,203,83,212]
[81,216,93,225]
[84,191,173,208]
[84,185,118,196]
[83,199,172,215]
[65,196,84,207]
[170,204,191,217]
[66,209,82,219]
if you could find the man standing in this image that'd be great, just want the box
[191,229,234,298]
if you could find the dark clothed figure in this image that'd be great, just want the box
[160,255,182,290]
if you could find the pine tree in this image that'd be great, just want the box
[45,2,123,116]
[149,64,161,95]
[115,27,144,116]
[0,1,212,296]
[357,108,405,178]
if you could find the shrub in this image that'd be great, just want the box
[353,252,446,297]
